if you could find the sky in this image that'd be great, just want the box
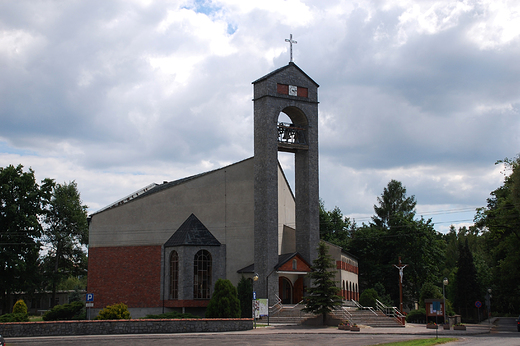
[1,0,519,233]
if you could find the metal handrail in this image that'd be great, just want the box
[375,299,406,325]
[332,305,354,325]
[269,294,283,316]
[352,299,378,315]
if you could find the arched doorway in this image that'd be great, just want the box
[279,277,293,304]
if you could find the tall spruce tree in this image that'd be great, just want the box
[237,276,253,318]
[303,241,342,322]
[454,239,480,321]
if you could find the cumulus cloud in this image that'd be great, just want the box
[0,0,519,231]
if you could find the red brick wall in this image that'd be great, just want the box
[88,246,162,309]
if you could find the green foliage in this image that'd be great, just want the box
[41,181,88,306]
[372,180,416,229]
[419,282,443,308]
[43,300,85,321]
[359,288,378,308]
[474,155,520,314]
[237,276,253,318]
[373,282,393,307]
[319,200,355,249]
[454,239,481,321]
[0,312,29,322]
[96,302,131,320]
[0,164,52,313]
[349,180,444,307]
[405,308,426,323]
[142,311,200,319]
[302,242,342,320]
[12,299,28,314]
[205,279,241,318]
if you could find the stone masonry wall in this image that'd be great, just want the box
[0,319,253,337]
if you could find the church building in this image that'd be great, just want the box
[87,62,359,317]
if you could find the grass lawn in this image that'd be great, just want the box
[28,315,43,322]
[377,338,458,346]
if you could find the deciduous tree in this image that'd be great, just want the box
[0,164,52,313]
[41,181,88,307]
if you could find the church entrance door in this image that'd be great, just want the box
[279,277,293,304]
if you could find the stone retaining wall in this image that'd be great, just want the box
[0,318,253,337]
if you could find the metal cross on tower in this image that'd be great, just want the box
[285,34,297,62]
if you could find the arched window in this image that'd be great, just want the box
[194,250,212,299]
[342,280,346,299]
[170,251,179,299]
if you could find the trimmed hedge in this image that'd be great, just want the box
[406,308,426,323]
[43,301,85,321]
[0,313,29,322]
[96,302,131,320]
[142,311,200,319]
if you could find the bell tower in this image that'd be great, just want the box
[252,62,319,302]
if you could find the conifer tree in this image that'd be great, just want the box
[205,279,241,318]
[303,242,342,322]
[237,276,253,318]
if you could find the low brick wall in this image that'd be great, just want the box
[0,318,253,337]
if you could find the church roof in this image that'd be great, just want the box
[90,157,254,216]
[164,213,221,247]
[252,62,319,87]
[237,252,311,273]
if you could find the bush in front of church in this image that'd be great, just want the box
[12,299,28,315]
[205,279,241,318]
[96,302,131,320]
[43,301,85,321]
[237,276,253,318]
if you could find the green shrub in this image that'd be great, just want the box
[205,279,241,318]
[237,276,253,318]
[96,302,131,320]
[359,288,378,308]
[142,311,200,319]
[43,301,85,321]
[12,299,28,314]
[0,312,29,322]
[406,308,426,323]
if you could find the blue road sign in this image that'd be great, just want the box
[253,291,256,300]
[86,293,94,302]
[475,301,482,308]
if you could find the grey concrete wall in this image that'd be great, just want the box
[89,158,255,287]
[0,319,253,337]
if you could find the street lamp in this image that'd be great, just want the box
[253,273,259,328]
[443,278,448,325]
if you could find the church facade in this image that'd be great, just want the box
[87,63,359,317]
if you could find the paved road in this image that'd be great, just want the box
[6,318,519,346]
[5,333,440,346]
[444,317,519,346]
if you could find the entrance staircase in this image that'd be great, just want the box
[266,302,314,325]
[267,299,405,327]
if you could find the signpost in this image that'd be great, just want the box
[475,300,482,322]
[86,293,94,320]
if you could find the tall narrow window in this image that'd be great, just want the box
[194,250,212,299]
[170,251,179,299]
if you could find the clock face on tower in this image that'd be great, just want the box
[289,85,297,96]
